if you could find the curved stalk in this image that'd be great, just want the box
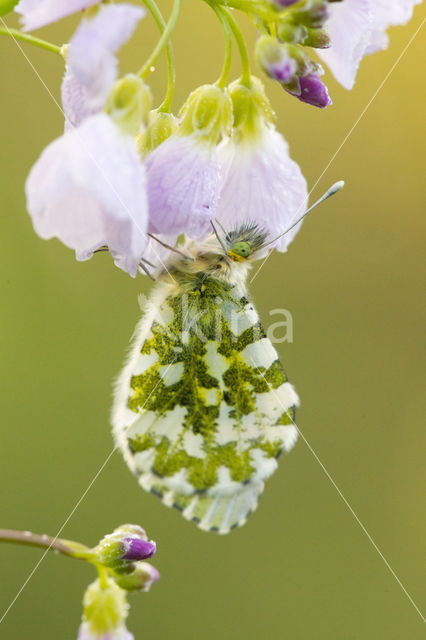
[215,0,277,22]
[218,6,252,87]
[208,1,233,88]
[0,27,61,55]
[142,0,176,111]
[0,529,90,559]
[138,0,181,84]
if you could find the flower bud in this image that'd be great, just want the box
[285,72,332,108]
[105,74,152,136]
[277,19,308,44]
[93,524,156,572]
[140,111,179,154]
[179,84,232,144]
[114,562,160,592]
[291,0,330,29]
[255,35,297,84]
[303,27,331,48]
[269,0,299,7]
[121,537,156,561]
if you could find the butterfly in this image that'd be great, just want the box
[111,182,343,534]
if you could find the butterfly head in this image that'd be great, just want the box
[225,224,268,262]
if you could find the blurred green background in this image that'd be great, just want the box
[0,3,425,639]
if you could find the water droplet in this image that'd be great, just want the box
[23,531,32,537]
[150,66,155,72]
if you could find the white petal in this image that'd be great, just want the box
[318,0,374,90]
[77,622,134,640]
[63,4,144,126]
[26,114,148,276]
[146,135,220,239]
[16,0,100,31]
[319,0,422,89]
[366,0,422,54]
[216,127,308,252]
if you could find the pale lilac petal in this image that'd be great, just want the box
[146,135,220,239]
[26,113,148,276]
[77,622,134,640]
[61,70,98,131]
[366,0,422,54]
[141,234,179,272]
[319,0,422,89]
[16,0,100,31]
[216,127,308,252]
[318,0,373,90]
[62,4,144,127]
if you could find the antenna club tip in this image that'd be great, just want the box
[330,180,345,193]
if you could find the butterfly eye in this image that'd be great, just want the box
[231,241,251,258]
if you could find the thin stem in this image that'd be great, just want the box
[138,0,181,83]
[142,0,176,112]
[0,27,61,55]
[215,0,277,22]
[0,529,90,558]
[218,7,251,86]
[208,1,233,88]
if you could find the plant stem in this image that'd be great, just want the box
[138,0,181,83]
[208,1,233,88]
[142,0,176,111]
[0,529,90,559]
[215,0,276,22]
[0,27,61,55]
[218,7,251,87]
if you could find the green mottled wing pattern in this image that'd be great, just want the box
[112,276,299,534]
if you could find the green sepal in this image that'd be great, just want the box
[139,110,179,154]
[228,76,275,143]
[105,74,152,136]
[113,563,156,592]
[179,84,232,144]
[277,19,308,44]
[303,27,330,48]
[82,575,129,636]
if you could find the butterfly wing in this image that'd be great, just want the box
[112,279,299,534]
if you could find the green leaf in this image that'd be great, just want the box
[0,0,19,18]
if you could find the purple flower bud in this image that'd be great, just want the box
[255,36,298,85]
[271,0,299,7]
[286,73,332,108]
[122,537,156,561]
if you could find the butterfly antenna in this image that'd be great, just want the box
[139,261,155,280]
[147,233,193,260]
[211,221,231,264]
[141,256,156,269]
[215,218,228,238]
[261,180,345,251]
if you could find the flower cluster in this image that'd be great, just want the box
[78,524,159,640]
[6,0,421,276]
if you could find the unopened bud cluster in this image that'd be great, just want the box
[92,524,158,590]
[256,0,334,108]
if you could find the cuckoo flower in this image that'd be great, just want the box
[318,0,422,89]
[16,0,100,31]
[145,85,232,239]
[217,79,308,252]
[25,113,149,276]
[62,3,145,129]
